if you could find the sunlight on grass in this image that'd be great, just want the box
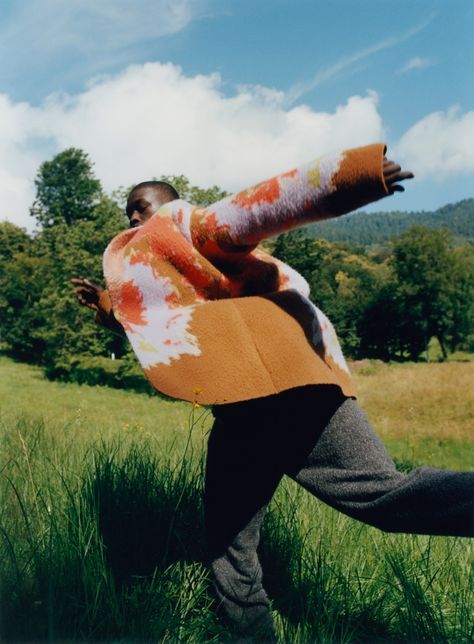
[0,357,212,458]
[352,360,474,470]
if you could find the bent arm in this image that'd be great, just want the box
[190,143,390,260]
[94,290,126,337]
[71,278,126,337]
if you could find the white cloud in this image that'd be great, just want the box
[0,62,385,231]
[395,106,474,179]
[0,0,202,50]
[0,95,44,228]
[398,57,433,74]
[0,0,206,87]
[6,62,472,233]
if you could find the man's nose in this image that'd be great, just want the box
[130,212,141,227]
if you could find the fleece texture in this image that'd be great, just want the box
[103,143,389,404]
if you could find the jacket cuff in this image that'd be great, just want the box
[323,143,389,217]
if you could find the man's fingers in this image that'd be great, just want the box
[73,286,99,304]
[70,277,100,289]
[383,158,414,178]
[385,170,414,185]
[73,290,98,310]
[383,159,401,172]
[71,278,92,290]
[385,168,414,180]
[383,156,414,195]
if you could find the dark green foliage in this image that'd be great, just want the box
[159,174,229,206]
[30,148,103,228]
[46,353,155,394]
[0,221,31,260]
[274,226,474,361]
[0,152,129,372]
[273,231,388,357]
[0,238,50,361]
[30,198,129,373]
[391,227,474,359]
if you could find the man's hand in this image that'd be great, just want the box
[383,158,414,194]
[71,278,104,311]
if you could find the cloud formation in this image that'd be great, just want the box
[0,0,202,51]
[395,106,474,179]
[0,0,206,92]
[398,57,433,74]
[1,61,472,231]
[0,62,385,230]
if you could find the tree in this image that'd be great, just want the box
[30,193,128,373]
[30,148,102,228]
[391,226,470,359]
[159,174,229,206]
[443,244,474,353]
[0,222,31,262]
[0,222,50,362]
[273,231,385,357]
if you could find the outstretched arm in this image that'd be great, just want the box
[190,144,413,259]
[71,278,126,337]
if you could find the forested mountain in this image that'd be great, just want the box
[306,199,474,246]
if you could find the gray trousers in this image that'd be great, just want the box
[204,386,474,640]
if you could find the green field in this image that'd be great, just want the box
[1,356,473,642]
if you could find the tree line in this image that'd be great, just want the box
[305,199,474,246]
[273,228,473,361]
[1,148,472,390]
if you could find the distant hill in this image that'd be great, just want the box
[305,198,474,246]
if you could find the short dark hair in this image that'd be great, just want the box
[129,180,179,201]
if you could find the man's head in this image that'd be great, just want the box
[126,181,179,228]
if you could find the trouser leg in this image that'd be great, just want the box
[204,415,284,641]
[205,386,474,640]
[204,387,348,640]
[287,397,474,537]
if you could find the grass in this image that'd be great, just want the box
[1,356,473,642]
[352,359,474,470]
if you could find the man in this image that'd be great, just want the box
[72,180,178,324]
[73,147,473,642]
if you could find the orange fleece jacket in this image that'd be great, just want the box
[103,143,389,404]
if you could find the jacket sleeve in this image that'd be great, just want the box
[190,143,389,260]
[94,289,126,337]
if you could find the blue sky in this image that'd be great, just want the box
[1,0,473,229]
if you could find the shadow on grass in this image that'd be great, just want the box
[259,498,393,643]
[83,442,206,587]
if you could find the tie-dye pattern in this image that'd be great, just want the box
[103,143,389,404]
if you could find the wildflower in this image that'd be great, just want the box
[192,387,202,408]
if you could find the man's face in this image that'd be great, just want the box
[126,187,166,228]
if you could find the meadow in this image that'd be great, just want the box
[1,356,473,642]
